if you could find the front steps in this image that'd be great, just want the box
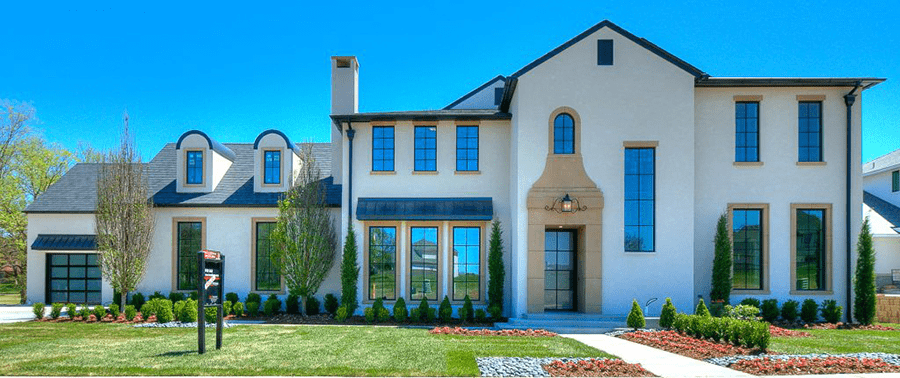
[494,313,638,334]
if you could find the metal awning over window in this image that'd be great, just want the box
[356,197,493,221]
[31,235,97,251]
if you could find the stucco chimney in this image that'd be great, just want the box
[331,56,358,115]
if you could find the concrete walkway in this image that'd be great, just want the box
[563,333,754,378]
[0,305,39,324]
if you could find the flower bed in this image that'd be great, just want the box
[729,356,900,375]
[618,331,754,359]
[804,322,898,331]
[769,325,810,338]
[542,359,656,377]
[430,327,556,337]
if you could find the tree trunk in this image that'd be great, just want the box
[121,292,128,311]
[300,295,307,318]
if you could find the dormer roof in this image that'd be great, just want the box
[175,130,237,161]
[253,129,303,156]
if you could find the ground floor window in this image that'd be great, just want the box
[410,227,438,300]
[452,227,481,301]
[732,209,763,290]
[794,207,828,291]
[254,221,281,292]
[368,226,397,300]
[47,253,101,304]
[176,220,204,291]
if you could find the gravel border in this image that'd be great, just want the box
[476,357,612,377]
[705,353,900,367]
[132,321,233,328]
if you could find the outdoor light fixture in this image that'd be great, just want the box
[545,193,586,214]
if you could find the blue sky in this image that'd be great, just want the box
[2,1,898,162]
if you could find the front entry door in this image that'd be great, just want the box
[545,230,576,311]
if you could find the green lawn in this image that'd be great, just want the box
[770,324,900,354]
[0,322,611,376]
[0,294,18,305]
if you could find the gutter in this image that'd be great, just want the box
[844,81,860,322]
[345,121,356,225]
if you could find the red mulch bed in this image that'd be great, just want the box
[804,322,898,331]
[39,313,149,324]
[769,325,810,337]
[730,357,900,375]
[265,313,496,326]
[543,359,656,377]
[429,326,557,337]
[619,331,756,359]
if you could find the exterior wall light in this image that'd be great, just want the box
[546,193,587,214]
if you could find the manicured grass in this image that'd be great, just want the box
[0,294,19,304]
[770,323,900,355]
[0,322,611,376]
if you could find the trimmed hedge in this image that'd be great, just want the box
[672,313,770,350]
[800,299,819,323]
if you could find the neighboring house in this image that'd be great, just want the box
[863,150,900,291]
[26,20,884,321]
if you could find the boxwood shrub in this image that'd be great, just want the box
[760,299,779,322]
[306,296,321,316]
[233,301,244,317]
[781,300,799,322]
[32,303,45,320]
[50,303,64,319]
[821,299,842,323]
[800,299,819,323]
[393,297,408,322]
[672,313,770,350]
[324,294,339,315]
[66,303,77,319]
[124,305,137,321]
[109,303,120,319]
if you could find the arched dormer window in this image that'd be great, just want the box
[549,107,580,155]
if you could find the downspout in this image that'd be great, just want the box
[345,121,356,225]
[844,81,860,322]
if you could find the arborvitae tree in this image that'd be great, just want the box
[487,220,505,315]
[462,294,475,322]
[854,217,877,324]
[710,212,732,304]
[695,298,711,317]
[626,299,645,330]
[659,297,677,329]
[340,226,360,315]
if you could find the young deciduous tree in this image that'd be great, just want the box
[340,225,360,315]
[487,220,505,314]
[271,145,338,316]
[95,114,156,308]
[854,217,877,324]
[710,212,732,304]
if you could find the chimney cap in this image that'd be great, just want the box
[331,56,358,68]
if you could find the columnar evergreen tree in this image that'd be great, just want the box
[340,225,360,315]
[710,212,732,304]
[854,217,877,324]
[626,299,645,330]
[487,220,505,315]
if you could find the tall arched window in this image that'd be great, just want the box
[553,113,575,154]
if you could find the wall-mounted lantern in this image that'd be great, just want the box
[545,193,587,214]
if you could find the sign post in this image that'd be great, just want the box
[197,250,224,354]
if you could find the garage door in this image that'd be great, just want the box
[46,253,102,304]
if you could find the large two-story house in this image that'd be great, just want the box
[26,20,884,322]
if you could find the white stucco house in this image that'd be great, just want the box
[862,150,900,291]
[25,20,885,324]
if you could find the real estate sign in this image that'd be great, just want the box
[197,250,224,354]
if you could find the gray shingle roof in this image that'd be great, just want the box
[864,191,900,230]
[863,149,900,175]
[26,142,340,213]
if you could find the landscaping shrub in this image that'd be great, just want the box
[335,305,349,322]
[393,297,408,322]
[168,292,185,303]
[341,227,360,315]
[458,305,469,323]
[781,300,800,322]
[724,304,759,320]
[410,308,420,323]
[488,220,505,315]
[246,302,260,317]
[711,213,733,305]
[377,307,390,322]
[233,302,244,317]
[306,296,321,316]
[180,299,198,322]
[439,296,452,323]
[92,305,107,320]
[50,303,63,319]
[488,304,502,320]
[695,299,710,317]
[189,292,198,301]
[32,303,45,320]
[66,303,77,319]
[223,301,232,316]
[627,299,645,330]
[324,294,339,315]
[801,299,819,323]
[854,217,877,325]
[364,308,375,323]
[148,291,166,301]
[710,301,726,317]
[286,294,300,314]
[130,292,145,311]
[821,300,842,324]
[417,297,431,322]
[79,304,90,319]
[124,305,137,321]
[475,309,487,322]
[205,306,217,323]
[113,289,124,308]
[463,295,475,322]
[264,294,281,316]
[373,298,386,317]
[659,298,676,328]
[173,301,186,321]
[142,298,174,323]
[225,292,239,304]
[109,303,120,319]
[671,313,769,350]
[739,298,761,309]
[760,299,779,322]
[247,293,262,305]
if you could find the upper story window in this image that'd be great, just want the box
[624,147,655,252]
[735,102,759,162]
[597,39,613,65]
[263,150,281,184]
[372,126,395,172]
[494,87,504,106]
[553,113,575,154]
[456,126,479,171]
[798,101,822,162]
[893,171,899,192]
[186,151,204,185]
[414,126,437,171]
